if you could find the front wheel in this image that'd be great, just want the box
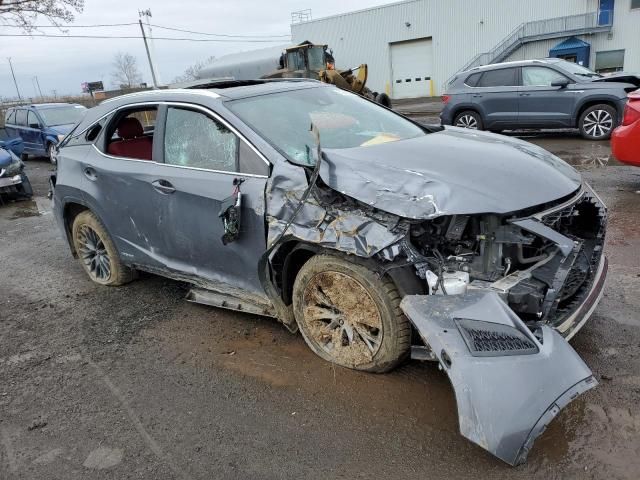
[454,110,483,130]
[47,143,57,164]
[579,104,617,140]
[292,255,411,373]
[71,211,135,286]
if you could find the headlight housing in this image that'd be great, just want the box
[0,151,23,178]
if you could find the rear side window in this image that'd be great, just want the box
[5,109,16,124]
[477,68,519,87]
[164,107,238,172]
[465,72,482,87]
[15,109,28,126]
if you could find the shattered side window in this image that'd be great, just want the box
[164,107,238,172]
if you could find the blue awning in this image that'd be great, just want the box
[550,37,590,53]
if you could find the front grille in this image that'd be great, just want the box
[540,189,607,326]
[456,319,539,356]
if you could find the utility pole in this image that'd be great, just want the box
[34,76,44,98]
[139,9,161,88]
[7,57,22,102]
[139,18,159,89]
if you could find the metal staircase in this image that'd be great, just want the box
[446,11,613,86]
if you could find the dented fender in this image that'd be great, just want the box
[400,291,597,466]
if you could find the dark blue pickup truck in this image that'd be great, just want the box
[4,103,87,163]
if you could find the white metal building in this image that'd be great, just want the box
[290,0,640,98]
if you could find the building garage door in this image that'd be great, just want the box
[390,38,434,99]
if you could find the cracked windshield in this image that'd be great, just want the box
[229,86,425,165]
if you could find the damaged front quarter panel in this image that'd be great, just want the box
[400,291,597,466]
[265,160,408,258]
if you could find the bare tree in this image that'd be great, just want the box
[111,52,143,89]
[0,0,84,31]
[172,56,216,84]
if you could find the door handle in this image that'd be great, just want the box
[83,166,97,181]
[152,179,176,194]
[519,93,531,97]
[472,94,483,98]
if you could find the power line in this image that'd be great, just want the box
[1,22,138,28]
[1,21,290,39]
[149,23,290,38]
[0,33,287,43]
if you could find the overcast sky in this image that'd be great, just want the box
[0,0,389,100]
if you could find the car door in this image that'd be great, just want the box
[518,66,577,128]
[14,109,35,152]
[150,104,270,296]
[27,110,46,154]
[81,105,175,272]
[471,67,520,129]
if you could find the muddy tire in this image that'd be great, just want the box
[71,210,135,286]
[579,104,617,140]
[292,254,411,373]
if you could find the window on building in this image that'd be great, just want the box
[522,67,569,86]
[631,0,640,9]
[595,50,625,73]
[477,68,519,87]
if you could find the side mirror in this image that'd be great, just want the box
[29,123,40,129]
[551,78,570,88]
[218,178,244,245]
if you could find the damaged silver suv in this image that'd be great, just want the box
[52,80,607,466]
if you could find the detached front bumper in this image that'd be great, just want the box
[401,290,598,466]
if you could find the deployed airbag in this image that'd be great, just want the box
[400,291,597,465]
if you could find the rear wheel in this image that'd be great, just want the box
[71,211,135,286]
[292,254,411,373]
[579,104,617,140]
[454,110,483,130]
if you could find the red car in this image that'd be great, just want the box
[612,91,640,166]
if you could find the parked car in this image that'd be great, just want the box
[441,58,637,140]
[52,81,607,466]
[0,146,32,199]
[3,103,87,163]
[611,91,640,166]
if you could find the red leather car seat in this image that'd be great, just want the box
[107,117,153,160]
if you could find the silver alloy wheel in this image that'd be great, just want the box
[77,225,111,281]
[48,143,57,165]
[583,109,613,138]
[456,114,479,129]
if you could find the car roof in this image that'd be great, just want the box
[32,103,84,109]
[74,79,325,135]
[100,79,323,105]
[463,58,562,75]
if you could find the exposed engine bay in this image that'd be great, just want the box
[396,185,607,335]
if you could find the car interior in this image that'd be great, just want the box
[106,108,156,160]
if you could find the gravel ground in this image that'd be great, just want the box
[1,114,639,479]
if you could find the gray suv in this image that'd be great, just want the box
[441,58,636,140]
[52,80,607,465]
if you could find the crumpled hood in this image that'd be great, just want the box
[319,127,581,219]
[48,124,75,136]
[0,148,13,169]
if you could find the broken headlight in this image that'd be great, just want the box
[455,318,539,357]
[0,151,23,178]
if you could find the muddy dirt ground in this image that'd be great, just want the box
[1,108,639,479]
